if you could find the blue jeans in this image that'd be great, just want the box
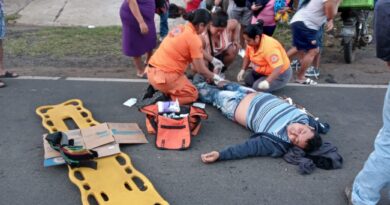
[195,82,254,120]
[159,11,169,38]
[317,24,324,52]
[352,83,390,205]
[0,7,6,39]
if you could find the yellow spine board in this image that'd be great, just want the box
[36,99,169,205]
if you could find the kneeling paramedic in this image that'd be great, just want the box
[146,9,223,105]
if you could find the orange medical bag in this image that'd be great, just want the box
[139,104,208,150]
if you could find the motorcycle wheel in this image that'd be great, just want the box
[343,40,355,64]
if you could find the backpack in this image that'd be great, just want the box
[139,104,208,150]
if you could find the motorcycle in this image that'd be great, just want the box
[339,9,373,63]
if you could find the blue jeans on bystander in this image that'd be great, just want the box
[159,11,169,38]
[352,83,390,205]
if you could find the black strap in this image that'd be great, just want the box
[147,115,158,131]
[207,29,215,57]
[46,132,98,169]
[207,29,215,71]
[161,125,186,129]
[70,161,98,170]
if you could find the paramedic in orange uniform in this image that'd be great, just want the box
[236,20,292,92]
[147,9,222,105]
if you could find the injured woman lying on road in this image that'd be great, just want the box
[193,76,342,174]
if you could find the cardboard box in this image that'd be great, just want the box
[43,123,147,167]
[82,123,115,149]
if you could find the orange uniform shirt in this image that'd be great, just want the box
[245,34,290,76]
[149,23,203,74]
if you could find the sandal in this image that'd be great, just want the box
[136,73,147,79]
[295,78,317,85]
[0,71,19,78]
[0,80,6,88]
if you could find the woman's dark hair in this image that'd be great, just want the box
[211,10,228,27]
[183,9,212,26]
[304,133,323,152]
[243,20,264,39]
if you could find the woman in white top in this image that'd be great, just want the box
[287,0,341,84]
[200,10,241,73]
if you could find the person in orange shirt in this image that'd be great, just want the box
[147,9,223,105]
[236,20,292,92]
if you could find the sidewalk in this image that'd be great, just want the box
[4,0,185,32]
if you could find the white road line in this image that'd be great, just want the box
[287,83,388,89]
[16,76,61,80]
[65,77,148,83]
[11,76,389,89]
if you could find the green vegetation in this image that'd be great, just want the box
[5,24,294,60]
[4,26,123,58]
[5,14,21,22]
[273,23,293,48]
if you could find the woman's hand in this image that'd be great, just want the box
[326,19,334,32]
[237,69,245,82]
[251,4,262,11]
[139,22,149,35]
[201,151,220,164]
[233,41,241,50]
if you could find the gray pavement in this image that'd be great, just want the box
[3,0,33,15]
[0,78,389,205]
[4,0,186,31]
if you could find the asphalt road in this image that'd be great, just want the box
[0,78,389,205]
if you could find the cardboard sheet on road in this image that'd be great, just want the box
[43,122,147,167]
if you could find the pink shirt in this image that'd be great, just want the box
[251,0,277,26]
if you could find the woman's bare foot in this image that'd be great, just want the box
[0,80,6,88]
[136,72,147,79]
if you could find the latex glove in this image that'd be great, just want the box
[257,80,270,90]
[211,57,224,70]
[237,69,245,82]
[213,74,224,85]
